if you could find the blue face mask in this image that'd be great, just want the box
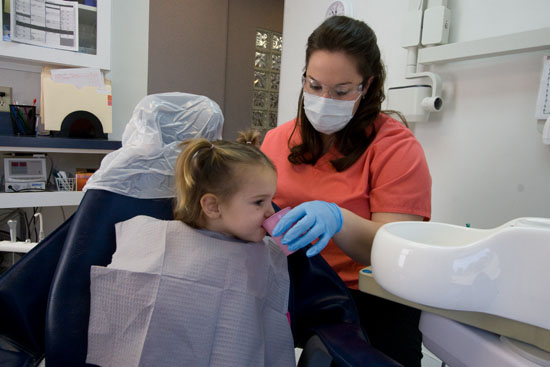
[303,92,361,134]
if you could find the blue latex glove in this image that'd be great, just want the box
[272,201,343,257]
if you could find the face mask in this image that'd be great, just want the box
[302,92,360,134]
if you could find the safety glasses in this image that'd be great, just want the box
[302,75,363,101]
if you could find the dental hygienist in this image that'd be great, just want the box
[261,16,431,367]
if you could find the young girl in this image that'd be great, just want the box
[173,130,278,243]
[86,131,295,367]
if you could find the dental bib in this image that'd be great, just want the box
[371,217,550,329]
[86,215,294,367]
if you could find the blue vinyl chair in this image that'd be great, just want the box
[0,92,224,366]
[0,93,400,367]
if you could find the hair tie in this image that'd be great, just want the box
[246,141,252,144]
[192,144,214,159]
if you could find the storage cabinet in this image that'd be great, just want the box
[0,1,112,70]
[0,0,116,208]
[0,139,119,260]
[0,1,114,261]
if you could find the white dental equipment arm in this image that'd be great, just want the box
[405,47,443,112]
[34,212,45,242]
[7,219,17,242]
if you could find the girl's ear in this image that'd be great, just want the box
[200,193,221,219]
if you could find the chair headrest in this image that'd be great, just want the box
[85,92,224,199]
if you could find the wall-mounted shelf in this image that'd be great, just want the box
[0,136,121,154]
[0,40,109,70]
[418,27,550,64]
[0,191,84,209]
[0,136,117,209]
[0,240,37,253]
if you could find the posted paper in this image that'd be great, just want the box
[10,0,78,51]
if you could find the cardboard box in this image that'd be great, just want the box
[76,169,96,191]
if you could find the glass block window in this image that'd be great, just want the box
[252,28,282,138]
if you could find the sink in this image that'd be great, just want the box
[371,217,550,329]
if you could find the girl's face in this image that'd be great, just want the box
[217,165,277,243]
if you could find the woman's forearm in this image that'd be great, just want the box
[332,209,424,265]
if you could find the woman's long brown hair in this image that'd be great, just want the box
[288,16,393,172]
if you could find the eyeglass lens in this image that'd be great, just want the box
[302,76,362,100]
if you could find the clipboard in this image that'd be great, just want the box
[41,66,112,134]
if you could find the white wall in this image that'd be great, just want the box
[109,0,150,141]
[279,0,550,228]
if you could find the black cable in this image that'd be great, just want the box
[0,229,23,242]
[0,229,12,240]
[46,154,55,190]
[0,208,20,225]
[1,209,27,241]
[23,211,31,242]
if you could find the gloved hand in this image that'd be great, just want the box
[272,200,343,257]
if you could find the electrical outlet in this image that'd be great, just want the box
[0,86,13,113]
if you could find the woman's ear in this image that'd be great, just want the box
[200,193,221,219]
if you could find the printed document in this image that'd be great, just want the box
[10,0,78,51]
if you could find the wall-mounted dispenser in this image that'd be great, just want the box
[421,0,451,46]
[387,84,442,123]
[389,0,445,123]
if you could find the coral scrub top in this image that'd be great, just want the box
[261,113,431,289]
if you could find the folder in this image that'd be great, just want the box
[41,66,112,134]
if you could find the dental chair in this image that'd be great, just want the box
[371,218,550,367]
[0,93,223,366]
[0,92,400,366]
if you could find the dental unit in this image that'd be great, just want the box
[371,217,550,366]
